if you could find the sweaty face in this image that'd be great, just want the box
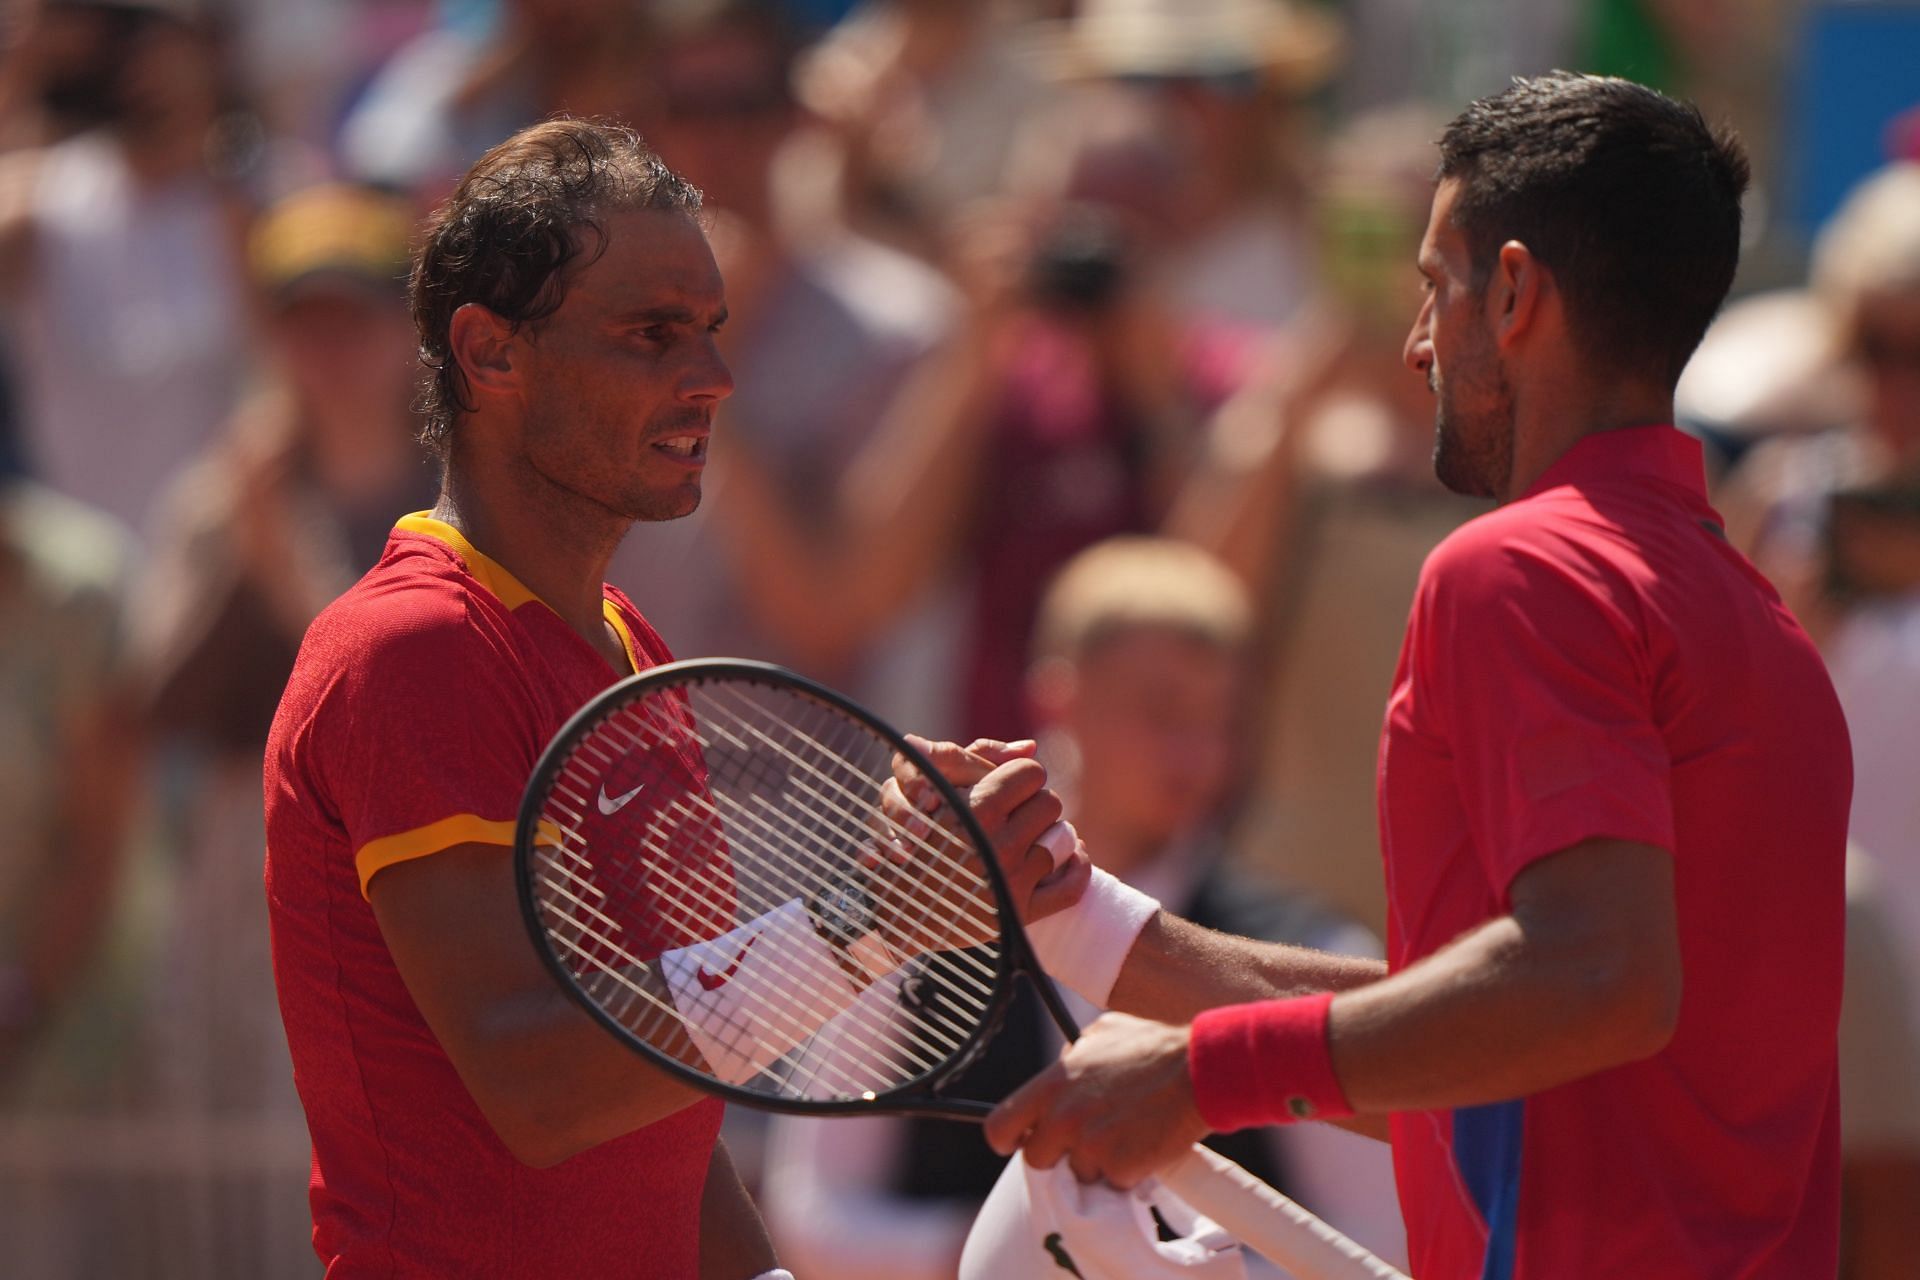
[1405,180,1515,499]
[514,208,733,523]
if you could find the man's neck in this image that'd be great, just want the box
[433,463,629,653]
[1500,373,1675,504]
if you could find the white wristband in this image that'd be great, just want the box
[1022,866,1160,1008]
[660,898,861,1085]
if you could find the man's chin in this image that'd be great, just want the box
[625,484,703,524]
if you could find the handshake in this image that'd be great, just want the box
[880,734,1160,1010]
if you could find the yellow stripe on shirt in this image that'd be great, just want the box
[354,813,517,898]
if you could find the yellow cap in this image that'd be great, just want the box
[250,184,415,302]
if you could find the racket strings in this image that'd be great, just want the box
[585,709,1003,1000]
[549,780,990,1086]
[591,693,1005,977]
[528,679,1010,1103]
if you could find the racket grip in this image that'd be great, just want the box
[1158,1145,1411,1280]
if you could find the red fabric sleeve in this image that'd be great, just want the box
[314,586,549,892]
[1412,514,1676,899]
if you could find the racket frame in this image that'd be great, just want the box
[512,657,1081,1119]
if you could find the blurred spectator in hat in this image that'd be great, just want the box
[104,182,432,1277]
[713,86,1259,743]
[1167,107,1486,935]
[1718,162,1920,636]
[136,182,433,744]
[761,537,1404,1280]
[795,0,1059,263]
[1041,0,1343,332]
[603,0,961,736]
[339,0,658,201]
[0,0,254,537]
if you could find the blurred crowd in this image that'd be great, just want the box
[0,0,1914,1276]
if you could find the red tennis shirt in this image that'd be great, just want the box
[1377,426,1850,1278]
[264,513,723,1278]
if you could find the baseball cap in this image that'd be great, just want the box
[249,184,415,306]
[961,1153,1250,1280]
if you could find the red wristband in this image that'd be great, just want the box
[1188,992,1353,1130]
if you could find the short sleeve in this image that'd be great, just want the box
[317,591,549,896]
[1413,517,1675,898]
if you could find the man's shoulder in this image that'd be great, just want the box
[298,541,519,686]
[1418,496,1592,589]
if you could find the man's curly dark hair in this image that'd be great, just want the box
[409,119,703,459]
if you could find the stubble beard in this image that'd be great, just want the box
[1430,363,1515,500]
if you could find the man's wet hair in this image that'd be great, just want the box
[410,119,703,458]
[1436,72,1750,388]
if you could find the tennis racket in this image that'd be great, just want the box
[514,658,1408,1280]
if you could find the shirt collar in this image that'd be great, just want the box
[1519,423,1708,505]
[393,512,644,673]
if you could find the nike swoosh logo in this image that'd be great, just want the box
[597,781,647,815]
[697,935,759,991]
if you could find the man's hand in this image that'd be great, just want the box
[890,735,1092,924]
[983,1011,1210,1189]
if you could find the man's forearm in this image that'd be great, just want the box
[699,1139,779,1280]
[1107,911,1386,1025]
[1324,914,1675,1116]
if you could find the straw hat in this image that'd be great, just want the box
[1028,0,1344,94]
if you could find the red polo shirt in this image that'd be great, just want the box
[265,514,723,1278]
[1189,426,1850,1278]
[1376,425,1850,1278]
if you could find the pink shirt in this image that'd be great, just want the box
[1378,426,1849,1278]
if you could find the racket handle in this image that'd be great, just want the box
[1159,1144,1411,1280]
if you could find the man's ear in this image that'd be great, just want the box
[1489,240,1547,351]
[448,303,521,400]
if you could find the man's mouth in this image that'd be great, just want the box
[653,434,708,460]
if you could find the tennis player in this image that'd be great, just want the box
[263,119,1070,1278]
[976,74,1853,1278]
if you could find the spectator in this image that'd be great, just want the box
[1168,108,1487,933]
[0,0,253,537]
[120,182,432,1278]
[760,537,1404,1279]
[718,88,1258,742]
[339,0,657,199]
[1040,0,1344,331]
[796,0,1059,262]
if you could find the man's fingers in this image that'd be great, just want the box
[984,1062,1058,1157]
[966,757,1051,828]
[964,737,1039,764]
[1027,850,1092,921]
[992,792,1067,882]
[902,733,997,787]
